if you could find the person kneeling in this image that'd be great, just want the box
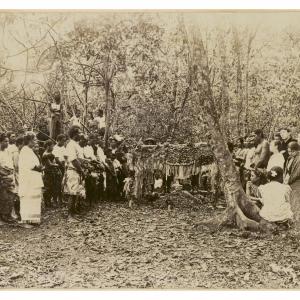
[258,166,293,230]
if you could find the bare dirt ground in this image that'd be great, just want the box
[0,201,300,289]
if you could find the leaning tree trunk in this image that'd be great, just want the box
[190,27,263,231]
[207,122,262,230]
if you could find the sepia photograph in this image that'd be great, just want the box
[0,8,300,290]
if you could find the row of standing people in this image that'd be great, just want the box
[0,126,132,227]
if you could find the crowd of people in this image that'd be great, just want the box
[232,127,300,229]
[0,125,135,228]
[1,118,300,231]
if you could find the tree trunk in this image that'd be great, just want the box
[244,30,256,136]
[104,81,111,147]
[206,119,262,230]
[189,27,263,231]
[83,84,89,131]
[219,33,230,139]
[235,42,243,138]
[244,42,250,136]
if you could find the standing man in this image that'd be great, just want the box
[50,93,63,140]
[284,141,300,229]
[253,129,270,169]
[36,123,50,157]
[280,127,297,162]
[7,132,18,158]
[53,134,67,165]
[94,108,106,136]
[64,126,85,221]
[0,133,15,224]
[12,136,24,220]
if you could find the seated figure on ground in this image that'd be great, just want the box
[258,166,293,227]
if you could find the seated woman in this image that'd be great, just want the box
[258,166,293,226]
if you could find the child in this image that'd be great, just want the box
[50,93,63,140]
[69,110,82,128]
[124,170,136,208]
[258,166,293,226]
[42,140,63,208]
[154,173,163,193]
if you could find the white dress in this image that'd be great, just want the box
[83,145,96,160]
[267,152,285,171]
[18,146,44,223]
[52,145,67,162]
[64,140,84,196]
[258,181,293,222]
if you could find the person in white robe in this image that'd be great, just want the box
[18,134,44,228]
[258,166,293,224]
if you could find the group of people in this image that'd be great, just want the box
[232,127,300,228]
[2,119,300,230]
[0,125,134,228]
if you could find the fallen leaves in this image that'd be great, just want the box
[269,263,298,284]
[9,272,24,280]
[0,201,299,289]
[201,252,214,259]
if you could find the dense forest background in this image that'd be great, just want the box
[0,12,300,142]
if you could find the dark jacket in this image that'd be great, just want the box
[254,140,270,169]
[281,137,297,162]
[285,152,300,187]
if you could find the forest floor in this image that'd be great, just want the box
[0,198,300,289]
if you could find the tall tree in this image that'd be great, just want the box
[187,25,263,230]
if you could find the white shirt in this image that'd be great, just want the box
[126,153,134,171]
[259,181,293,222]
[267,152,285,171]
[18,145,44,196]
[65,140,81,167]
[94,116,106,129]
[77,146,84,160]
[84,145,96,160]
[52,145,67,162]
[0,148,14,169]
[154,178,163,189]
[97,146,106,163]
[7,144,18,156]
[51,103,61,112]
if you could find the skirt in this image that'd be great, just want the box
[63,169,85,197]
[0,188,15,215]
[20,188,42,224]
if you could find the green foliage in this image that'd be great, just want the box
[1,13,300,141]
